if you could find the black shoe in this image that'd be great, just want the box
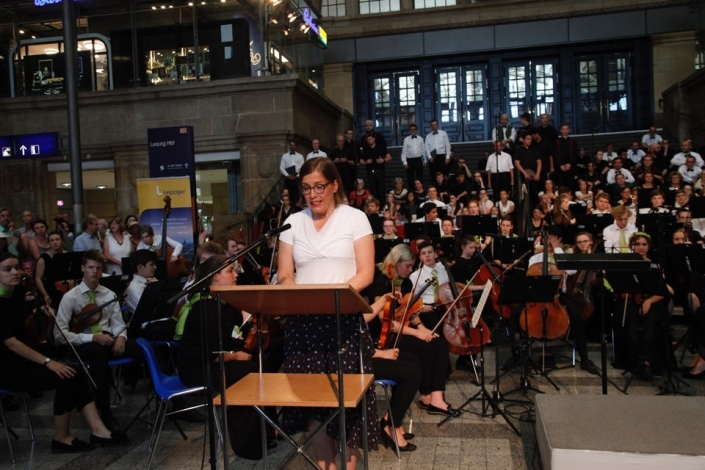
[426,404,461,417]
[52,438,94,453]
[684,370,705,380]
[634,363,653,380]
[417,400,429,410]
[90,431,129,446]
[1,395,20,412]
[99,410,121,432]
[380,418,415,440]
[379,429,417,452]
[580,359,600,376]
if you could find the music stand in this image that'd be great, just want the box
[404,221,441,239]
[636,213,677,252]
[51,252,83,283]
[99,274,130,297]
[127,280,167,339]
[575,214,613,239]
[555,253,648,394]
[637,189,655,209]
[689,197,705,219]
[492,236,533,266]
[458,215,498,236]
[211,284,373,470]
[367,214,384,234]
[554,224,578,245]
[432,237,456,261]
[500,275,562,396]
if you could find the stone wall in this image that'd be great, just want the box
[662,68,705,148]
[651,31,698,128]
[0,75,353,219]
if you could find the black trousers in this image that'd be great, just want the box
[394,333,448,395]
[622,299,670,371]
[490,172,512,198]
[0,360,94,415]
[371,352,421,426]
[75,340,142,411]
[367,170,386,201]
[430,154,446,180]
[405,157,424,189]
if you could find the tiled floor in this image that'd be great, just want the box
[2,330,702,469]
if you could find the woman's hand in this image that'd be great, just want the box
[48,360,76,379]
[224,351,252,362]
[374,348,399,360]
[416,325,438,342]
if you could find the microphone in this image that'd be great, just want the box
[264,223,291,239]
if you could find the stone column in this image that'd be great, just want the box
[113,147,150,218]
[238,132,291,213]
[323,62,355,113]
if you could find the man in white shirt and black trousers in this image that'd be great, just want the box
[401,123,426,189]
[486,140,514,198]
[425,119,451,181]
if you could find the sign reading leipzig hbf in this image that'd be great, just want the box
[147,126,195,179]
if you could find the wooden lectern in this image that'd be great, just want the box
[210,284,374,470]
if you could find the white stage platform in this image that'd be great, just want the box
[535,395,705,470]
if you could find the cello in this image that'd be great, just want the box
[160,196,191,279]
[434,263,490,356]
[519,234,570,340]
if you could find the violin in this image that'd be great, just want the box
[69,296,121,334]
[21,276,55,356]
[378,264,399,349]
[519,261,570,340]
[160,196,191,279]
[244,315,281,352]
[379,277,436,350]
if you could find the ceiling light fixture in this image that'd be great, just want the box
[61,182,71,187]
[96,185,107,190]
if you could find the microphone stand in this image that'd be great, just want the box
[167,224,290,470]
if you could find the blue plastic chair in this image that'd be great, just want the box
[374,379,401,459]
[0,390,34,464]
[108,356,138,403]
[135,338,210,469]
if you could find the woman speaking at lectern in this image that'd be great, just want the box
[277,157,380,469]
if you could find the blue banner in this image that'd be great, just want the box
[147,126,195,179]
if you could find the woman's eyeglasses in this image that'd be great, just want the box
[300,182,331,195]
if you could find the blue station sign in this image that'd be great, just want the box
[0,132,60,159]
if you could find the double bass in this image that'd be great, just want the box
[519,249,570,340]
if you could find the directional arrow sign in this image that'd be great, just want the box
[13,132,59,159]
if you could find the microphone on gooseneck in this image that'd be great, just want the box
[265,223,291,239]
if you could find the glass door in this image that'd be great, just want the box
[503,59,558,131]
[370,71,420,145]
[577,53,632,133]
[435,65,488,142]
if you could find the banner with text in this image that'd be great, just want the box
[147,126,195,179]
[136,177,196,262]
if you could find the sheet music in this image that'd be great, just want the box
[471,281,493,328]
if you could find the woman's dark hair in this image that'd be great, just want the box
[298,157,346,206]
[0,251,18,264]
[195,255,230,284]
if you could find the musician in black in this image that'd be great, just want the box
[616,233,671,379]
[0,252,128,452]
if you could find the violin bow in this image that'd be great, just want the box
[391,259,423,349]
